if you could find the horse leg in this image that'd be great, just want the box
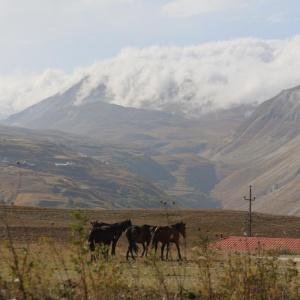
[141,243,146,257]
[111,240,116,256]
[175,241,182,261]
[166,243,170,261]
[106,247,109,261]
[130,243,136,260]
[161,243,166,260]
[126,247,130,261]
[145,241,149,257]
[154,241,158,257]
[131,249,136,260]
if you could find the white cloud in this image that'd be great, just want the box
[162,0,248,18]
[0,70,82,115]
[266,12,287,24]
[75,36,300,116]
[2,36,300,117]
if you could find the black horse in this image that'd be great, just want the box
[88,219,132,259]
[152,222,186,261]
[89,221,116,255]
[125,225,156,260]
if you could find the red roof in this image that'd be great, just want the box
[211,236,300,253]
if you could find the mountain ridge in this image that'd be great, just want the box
[212,85,300,215]
[4,80,250,209]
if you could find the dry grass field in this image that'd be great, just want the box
[1,205,300,243]
[0,206,300,299]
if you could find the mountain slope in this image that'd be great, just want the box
[212,86,300,215]
[0,125,169,208]
[5,79,249,151]
[4,80,252,208]
[5,79,189,146]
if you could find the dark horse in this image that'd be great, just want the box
[152,222,186,261]
[125,225,156,260]
[88,219,132,259]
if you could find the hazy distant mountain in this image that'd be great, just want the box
[212,85,300,215]
[5,79,189,149]
[5,79,253,209]
[5,78,252,151]
[4,75,300,214]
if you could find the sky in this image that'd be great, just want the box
[1,0,300,116]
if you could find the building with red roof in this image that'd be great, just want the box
[211,236,300,253]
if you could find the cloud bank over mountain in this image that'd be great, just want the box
[2,36,300,117]
[0,70,82,116]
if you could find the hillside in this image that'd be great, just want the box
[212,86,300,215]
[5,79,248,152]
[0,126,169,208]
[4,81,300,215]
[4,80,252,208]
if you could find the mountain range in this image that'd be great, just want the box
[3,78,300,215]
[211,85,300,215]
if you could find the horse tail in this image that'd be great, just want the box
[130,239,139,254]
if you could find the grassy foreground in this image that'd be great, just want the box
[0,209,299,299]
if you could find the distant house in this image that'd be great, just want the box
[211,236,300,253]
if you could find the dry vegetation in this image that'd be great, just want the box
[1,206,300,242]
[0,206,300,299]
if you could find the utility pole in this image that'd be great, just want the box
[243,185,256,237]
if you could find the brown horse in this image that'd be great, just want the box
[125,225,156,260]
[152,222,186,261]
[88,219,132,259]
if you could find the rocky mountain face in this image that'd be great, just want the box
[212,85,300,215]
